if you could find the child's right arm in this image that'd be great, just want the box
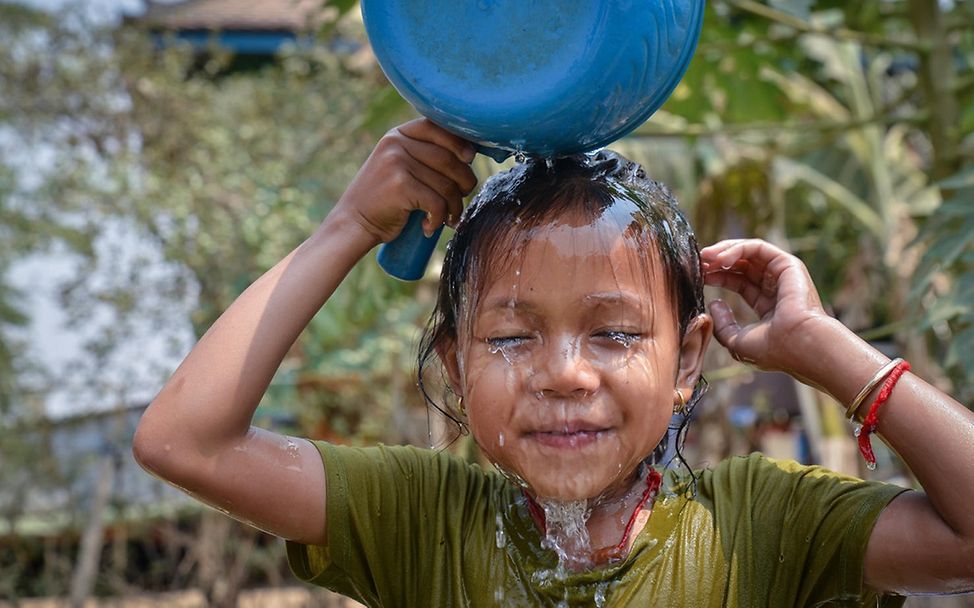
[132,119,478,545]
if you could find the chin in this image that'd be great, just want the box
[521,468,620,502]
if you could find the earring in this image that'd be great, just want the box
[673,390,688,415]
[457,396,466,417]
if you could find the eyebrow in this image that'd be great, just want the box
[582,292,646,309]
[479,291,646,313]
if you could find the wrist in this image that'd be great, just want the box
[314,206,383,255]
[785,316,889,406]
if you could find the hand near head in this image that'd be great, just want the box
[334,118,479,246]
[701,239,831,376]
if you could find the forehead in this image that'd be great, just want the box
[472,208,675,317]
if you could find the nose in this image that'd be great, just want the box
[528,334,600,399]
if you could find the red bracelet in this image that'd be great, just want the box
[855,359,911,470]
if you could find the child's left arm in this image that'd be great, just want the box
[701,238,974,596]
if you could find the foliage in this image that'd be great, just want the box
[1,0,973,598]
[626,0,973,398]
[0,3,429,434]
[912,175,974,390]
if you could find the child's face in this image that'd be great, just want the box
[447,206,710,501]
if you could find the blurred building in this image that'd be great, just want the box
[140,0,323,56]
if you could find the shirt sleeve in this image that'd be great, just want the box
[699,453,908,607]
[285,442,487,606]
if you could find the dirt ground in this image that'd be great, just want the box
[907,597,974,608]
[0,588,364,608]
[4,588,972,607]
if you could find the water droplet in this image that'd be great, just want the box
[495,511,507,548]
[778,553,785,563]
[605,331,637,348]
[487,341,515,366]
[163,444,171,452]
[594,582,609,607]
[499,433,506,446]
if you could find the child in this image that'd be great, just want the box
[133,119,974,606]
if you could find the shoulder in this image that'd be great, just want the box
[313,441,503,506]
[692,452,905,533]
[698,452,866,493]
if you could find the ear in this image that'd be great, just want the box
[675,313,712,394]
[434,335,464,396]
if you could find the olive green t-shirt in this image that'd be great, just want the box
[287,443,907,607]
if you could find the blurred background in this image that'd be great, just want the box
[0,0,971,605]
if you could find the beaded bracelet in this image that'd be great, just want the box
[845,357,904,420]
[855,359,911,470]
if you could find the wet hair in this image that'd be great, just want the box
[417,150,707,469]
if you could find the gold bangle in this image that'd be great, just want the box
[845,357,903,420]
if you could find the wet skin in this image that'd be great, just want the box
[445,206,710,504]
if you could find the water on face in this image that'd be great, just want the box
[487,339,517,366]
[456,151,695,595]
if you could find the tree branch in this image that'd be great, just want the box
[725,0,927,52]
[631,112,926,139]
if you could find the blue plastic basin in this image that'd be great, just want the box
[362,0,705,157]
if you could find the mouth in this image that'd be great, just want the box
[525,426,612,449]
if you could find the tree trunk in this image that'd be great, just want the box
[69,454,116,607]
[907,0,960,181]
[196,510,258,608]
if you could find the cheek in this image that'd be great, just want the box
[612,349,675,423]
[461,348,529,396]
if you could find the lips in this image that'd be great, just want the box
[525,422,612,449]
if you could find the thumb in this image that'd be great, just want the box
[708,299,742,351]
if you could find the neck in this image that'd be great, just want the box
[524,467,661,569]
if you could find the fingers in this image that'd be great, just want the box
[700,238,789,268]
[708,299,742,351]
[367,120,480,236]
[706,271,777,316]
[404,161,464,234]
[397,118,477,165]
[402,170,451,238]
[403,138,478,195]
[708,299,760,365]
[390,119,478,233]
[701,239,808,316]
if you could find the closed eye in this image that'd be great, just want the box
[594,331,642,348]
[486,336,531,348]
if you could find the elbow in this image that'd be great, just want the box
[962,536,974,586]
[939,533,974,593]
[132,412,165,479]
[132,406,185,483]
